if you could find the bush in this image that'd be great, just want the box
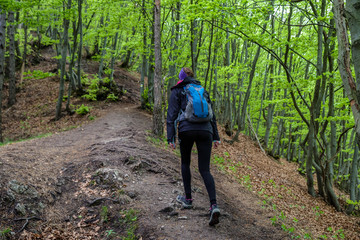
[75,104,90,115]
[81,75,121,102]
[24,70,56,80]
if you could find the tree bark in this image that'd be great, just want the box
[152,0,163,137]
[8,10,16,107]
[77,0,83,90]
[334,0,360,143]
[98,17,108,79]
[56,0,71,120]
[0,12,6,142]
[167,3,179,103]
[140,0,147,108]
[204,18,214,90]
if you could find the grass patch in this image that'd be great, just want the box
[0,133,53,147]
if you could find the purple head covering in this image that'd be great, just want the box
[179,68,187,80]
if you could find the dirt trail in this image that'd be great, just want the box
[0,104,289,239]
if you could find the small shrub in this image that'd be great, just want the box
[24,70,56,80]
[75,104,90,115]
[107,93,118,101]
[0,227,12,239]
[101,206,109,223]
[141,88,152,110]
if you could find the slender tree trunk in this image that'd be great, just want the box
[15,11,21,58]
[110,32,119,82]
[256,56,270,135]
[0,12,6,142]
[56,0,71,120]
[204,18,214,90]
[66,17,80,112]
[121,27,136,68]
[77,0,83,90]
[167,4,179,103]
[148,7,155,105]
[264,9,276,149]
[98,17,108,79]
[153,0,163,136]
[190,0,199,77]
[20,17,28,86]
[140,0,147,108]
[8,10,16,107]
[346,137,359,214]
[239,45,262,131]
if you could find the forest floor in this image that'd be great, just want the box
[0,46,359,240]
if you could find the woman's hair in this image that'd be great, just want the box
[183,67,194,77]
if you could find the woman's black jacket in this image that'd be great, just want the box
[166,76,220,144]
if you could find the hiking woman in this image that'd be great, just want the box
[166,67,221,226]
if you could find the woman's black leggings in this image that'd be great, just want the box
[179,130,217,205]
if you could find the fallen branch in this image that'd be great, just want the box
[14,216,41,233]
[246,111,267,156]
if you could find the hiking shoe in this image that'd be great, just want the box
[209,204,220,226]
[176,195,193,209]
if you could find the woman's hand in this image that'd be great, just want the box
[169,142,176,149]
[213,140,221,149]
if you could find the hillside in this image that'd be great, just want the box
[0,48,359,239]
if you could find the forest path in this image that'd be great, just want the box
[0,103,289,239]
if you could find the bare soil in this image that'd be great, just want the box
[0,47,359,240]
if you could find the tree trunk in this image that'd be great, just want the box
[167,4,180,103]
[204,19,214,90]
[346,136,359,214]
[98,17,108,79]
[256,55,270,135]
[140,0,147,108]
[66,16,80,112]
[239,44,262,131]
[190,0,197,77]
[0,12,6,142]
[15,11,21,58]
[334,0,360,149]
[8,10,16,107]
[148,9,155,105]
[346,0,360,88]
[264,9,276,149]
[77,0,83,90]
[110,32,119,82]
[56,0,71,120]
[152,0,163,137]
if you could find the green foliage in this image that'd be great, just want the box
[0,133,53,146]
[101,206,109,223]
[312,206,324,220]
[119,209,138,224]
[141,88,152,110]
[0,227,12,239]
[119,209,139,240]
[105,229,116,238]
[24,70,56,80]
[75,104,91,115]
[346,199,360,211]
[107,93,118,101]
[81,75,120,102]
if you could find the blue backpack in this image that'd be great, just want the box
[180,83,213,123]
